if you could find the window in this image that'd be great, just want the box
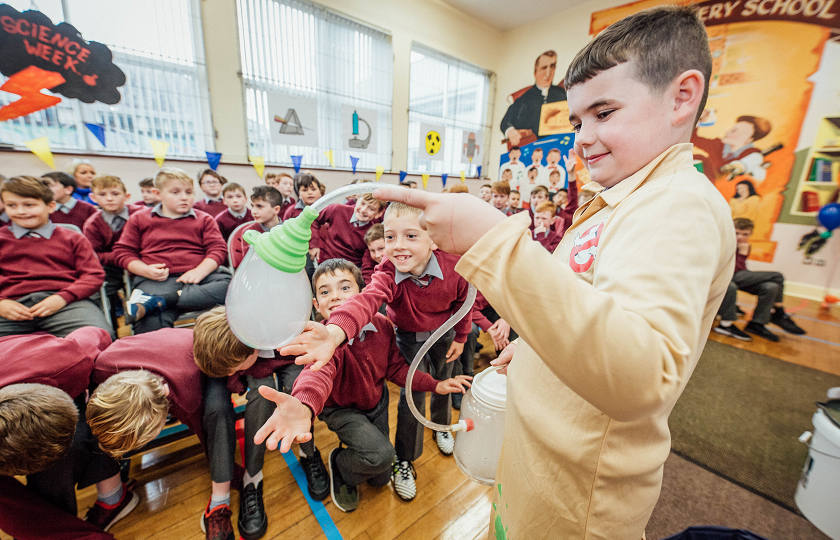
[407,43,494,176]
[0,0,214,158]
[238,0,393,171]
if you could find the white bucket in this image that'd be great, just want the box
[454,367,507,486]
[795,408,840,540]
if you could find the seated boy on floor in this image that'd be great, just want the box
[84,175,142,331]
[192,306,327,540]
[215,182,253,242]
[0,327,137,539]
[714,217,805,342]
[280,203,472,502]
[311,191,385,270]
[532,201,562,252]
[255,259,471,512]
[41,172,98,230]
[230,186,284,269]
[0,176,111,338]
[114,168,230,334]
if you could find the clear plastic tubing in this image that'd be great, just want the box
[311,182,477,433]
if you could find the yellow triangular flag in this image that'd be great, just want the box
[375,166,384,180]
[249,156,265,178]
[148,138,169,167]
[24,137,55,169]
[460,171,466,184]
[324,150,335,168]
[421,174,430,189]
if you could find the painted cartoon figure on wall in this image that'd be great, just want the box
[692,111,779,183]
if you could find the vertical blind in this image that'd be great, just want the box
[238,0,393,171]
[0,0,214,158]
[407,43,494,177]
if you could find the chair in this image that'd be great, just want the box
[227,220,258,270]
[54,223,112,329]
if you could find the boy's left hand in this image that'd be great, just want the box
[177,267,209,284]
[445,340,465,363]
[253,386,313,453]
[435,375,472,395]
[29,294,67,318]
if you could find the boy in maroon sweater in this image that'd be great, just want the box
[361,223,386,286]
[532,201,563,252]
[231,186,283,269]
[267,172,296,216]
[41,171,98,230]
[194,169,228,217]
[215,182,254,241]
[0,327,138,539]
[133,177,160,209]
[113,168,230,334]
[0,176,110,338]
[256,259,470,511]
[280,203,471,501]
[311,192,385,268]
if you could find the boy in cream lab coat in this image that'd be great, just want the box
[366,6,736,539]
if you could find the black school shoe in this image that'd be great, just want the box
[300,448,330,501]
[238,482,268,540]
[744,321,780,342]
[771,310,806,335]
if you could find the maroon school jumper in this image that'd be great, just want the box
[293,314,439,416]
[92,328,207,448]
[50,198,97,231]
[533,228,562,252]
[83,206,144,267]
[0,224,104,304]
[312,203,378,268]
[280,196,295,219]
[113,208,227,273]
[360,250,377,286]
[555,177,579,237]
[230,221,268,270]
[193,197,227,217]
[328,251,472,344]
[0,326,114,540]
[215,207,254,242]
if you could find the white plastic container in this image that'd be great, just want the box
[795,408,840,540]
[454,367,507,485]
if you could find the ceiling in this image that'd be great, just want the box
[441,0,586,31]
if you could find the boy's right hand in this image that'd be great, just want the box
[0,299,33,321]
[253,386,313,453]
[309,247,320,264]
[142,263,170,281]
[490,342,516,375]
[279,322,346,371]
[435,375,472,395]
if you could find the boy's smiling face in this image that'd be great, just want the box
[384,213,435,277]
[353,198,384,223]
[313,268,362,319]
[368,238,386,264]
[1,192,54,229]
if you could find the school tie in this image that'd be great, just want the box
[26,231,42,239]
[109,215,126,232]
[411,275,431,288]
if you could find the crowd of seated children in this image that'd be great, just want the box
[135,177,160,208]
[215,182,254,241]
[0,176,111,338]
[68,158,97,204]
[714,218,806,342]
[477,183,492,203]
[84,175,143,332]
[41,172,98,230]
[194,169,228,217]
[230,185,284,269]
[265,172,296,216]
[114,168,230,334]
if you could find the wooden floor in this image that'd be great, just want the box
[2,294,838,540]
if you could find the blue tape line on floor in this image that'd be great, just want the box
[281,450,343,540]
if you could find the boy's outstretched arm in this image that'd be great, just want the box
[279,321,346,371]
[253,386,313,453]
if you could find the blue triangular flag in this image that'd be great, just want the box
[477,166,482,178]
[205,152,222,171]
[350,155,359,174]
[399,171,408,183]
[85,123,106,147]
[291,155,303,173]
[441,173,448,187]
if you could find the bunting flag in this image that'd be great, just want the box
[249,156,265,179]
[324,150,335,168]
[460,171,466,184]
[421,174,430,189]
[477,166,482,178]
[205,152,222,171]
[148,138,170,167]
[85,123,106,147]
[350,155,359,174]
[399,171,408,184]
[376,166,384,180]
[291,155,303,173]
[24,137,55,169]
[441,173,448,188]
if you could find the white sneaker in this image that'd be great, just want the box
[391,460,416,501]
[435,431,454,456]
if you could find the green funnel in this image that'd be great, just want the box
[244,206,319,273]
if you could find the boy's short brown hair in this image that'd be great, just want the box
[565,5,712,124]
[448,184,469,194]
[359,192,386,211]
[491,181,511,196]
[251,185,282,208]
[293,172,322,198]
[364,223,385,246]
[222,182,246,196]
[42,171,76,192]
[197,169,226,187]
[86,371,169,457]
[1,176,54,204]
[733,218,754,231]
[193,306,255,378]
[139,177,155,189]
[91,175,127,193]
[312,258,365,294]
[481,183,492,190]
[156,168,193,191]
[531,185,550,198]
[535,201,558,215]
[0,383,78,475]
[383,201,422,222]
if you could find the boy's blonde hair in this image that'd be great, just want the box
[155,168,193,191]
[535,201,558,215]
[359,192,385,211]
[86,371,169,458]
[383,201,422,222]
[193,306,255,378]
[91,175,127,193]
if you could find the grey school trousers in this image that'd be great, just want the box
[0,291,112,338]
[718,270,785,324]
[394,328,455,462]
[130,269,230,334]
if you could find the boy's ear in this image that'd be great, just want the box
[47,201,57,213]
[64,185,74,197]
[671,69,705,129]
[312,297,319,310]
[272,205,282,216]
[124,193,131,201]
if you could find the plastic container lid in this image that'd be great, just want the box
[813,409,840,453]
[471,367,507,410]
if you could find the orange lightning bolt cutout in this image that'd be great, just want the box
[0,66,66,122]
